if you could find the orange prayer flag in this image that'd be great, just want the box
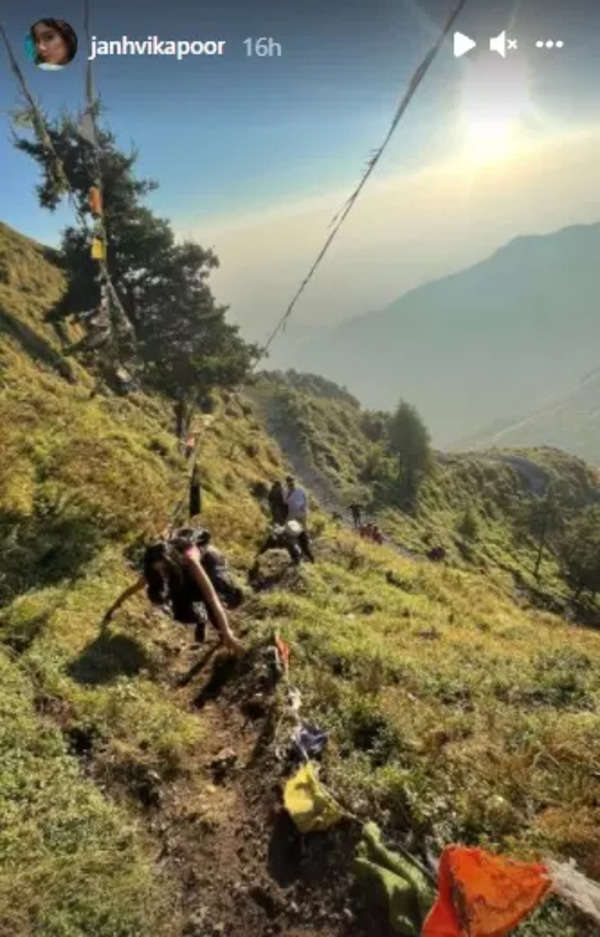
[423,849,461,937]
[423,846,552,937]
[88,185,103,216]
[275,634,290,672]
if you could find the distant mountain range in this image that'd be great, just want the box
[290,223,600,448]
[454,367,600,465]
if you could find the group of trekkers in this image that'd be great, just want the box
[349,502,384,545]
[102,464,394,661]
[264,476,315,564]
[359,523,384,545]
[102,475,315,657]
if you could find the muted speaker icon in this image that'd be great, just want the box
[490,30,518,57]
[490,30,506,56]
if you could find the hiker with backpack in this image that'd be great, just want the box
[102,528,243,654]
[258,518,315,565]
[284,474,316,560]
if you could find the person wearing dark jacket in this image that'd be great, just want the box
[102,531,243,653]
[268,480,288,525]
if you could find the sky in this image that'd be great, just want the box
[1,0,599,357]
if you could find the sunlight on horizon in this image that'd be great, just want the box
[198,127,600,339]
[459,55,537,164]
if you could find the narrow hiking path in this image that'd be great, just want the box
[142,633,377,937]
[284,449,419,561]
[480,453,549,496]
[240,385,433,564]
[251,400,419,561]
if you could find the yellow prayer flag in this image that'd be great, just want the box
[284,762,345,833]
[91,238,105,260]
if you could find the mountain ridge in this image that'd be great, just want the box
[454,367,600,464]
[325,222,600,334]
[289,221,600,448]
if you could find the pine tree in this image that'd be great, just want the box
[515,484,564,579]
[387,400,431,502]
[13,111,258,405]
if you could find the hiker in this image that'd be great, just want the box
[30,18,78,67]
[102,529,243,654]
[285,475,308,526]
[268,480,288,525]
[285,476,315,562]
[259,519,314,565]
[349,503,363,528]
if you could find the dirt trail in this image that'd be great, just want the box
[150,640,379,937]
[241,388,423,562]
[256,406,418,560]
[478,453,549,496]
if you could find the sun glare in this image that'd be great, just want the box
[465,117,516,162]
[460,58,533,164]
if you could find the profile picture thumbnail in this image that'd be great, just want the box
[26,18,78,69]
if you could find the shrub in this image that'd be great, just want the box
[457,506,479,541]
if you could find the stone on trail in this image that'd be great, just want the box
[249,550,306,592]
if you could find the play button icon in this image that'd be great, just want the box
[453,31,477,57]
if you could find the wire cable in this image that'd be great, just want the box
[257,0,467,362]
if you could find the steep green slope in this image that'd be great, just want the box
[1,224,599,936]
[0,225,192,934]
[248,370,369,509]
[249,371,599,594]
[0,223,277,934]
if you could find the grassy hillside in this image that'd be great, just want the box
[249,371,599,599]
[1,224,599,936]
[248,370,369,509]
